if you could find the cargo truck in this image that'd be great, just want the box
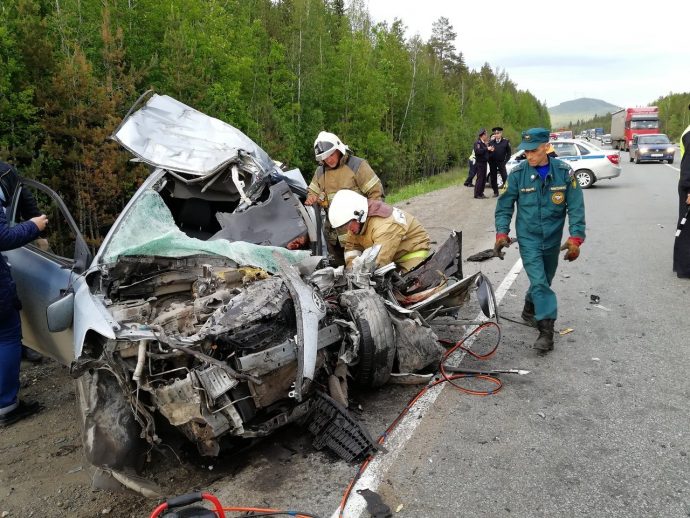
[611,107,659,151]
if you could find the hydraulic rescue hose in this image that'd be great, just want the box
[337,321,503,517]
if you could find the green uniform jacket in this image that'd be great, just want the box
[495,158,586,249]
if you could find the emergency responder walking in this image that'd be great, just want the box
[488,127,511,197]
[494,128,586,352]
[0,162,49,426]
[473,129,494,199]
[305,132,384,264]
[328,190,431,273]
[673,104,690,278]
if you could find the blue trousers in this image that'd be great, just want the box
[521,245,560,321]
[0,309,22,412]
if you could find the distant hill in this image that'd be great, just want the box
[549,98,621,127]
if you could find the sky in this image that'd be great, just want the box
[366,0,690,108]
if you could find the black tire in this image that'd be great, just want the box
[668,159,674,164]
[341,290,396,388]
[575,169,594,189]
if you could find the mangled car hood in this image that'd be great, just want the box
[112,93,280,176]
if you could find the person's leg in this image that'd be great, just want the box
[474,163,487,198]
[520,247,557,321]
[465,162,476,186]
[499,163,508,186]
[489,162,499,195]
[0,311,23,412]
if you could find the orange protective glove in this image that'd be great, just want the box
[493,233,511,259]
[560,237,583,261]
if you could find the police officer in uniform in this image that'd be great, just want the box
[305,132,384,264]
[328,190,431,273]
[488,127,511,197]
[494,128,586,352]
[473,129,494,199]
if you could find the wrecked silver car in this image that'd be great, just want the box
[5,93,493,492]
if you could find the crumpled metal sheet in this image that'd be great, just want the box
[388,313,444,373]
[112,93,279,176]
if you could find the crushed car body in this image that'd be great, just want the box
[4,92,495,493]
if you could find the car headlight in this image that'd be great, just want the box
[639,147,649,153]
[667,148,675,153]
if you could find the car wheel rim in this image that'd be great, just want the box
[576,172,590,187]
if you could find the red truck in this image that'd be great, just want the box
[611,107,660,151]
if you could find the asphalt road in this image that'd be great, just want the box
[372,154,690,517]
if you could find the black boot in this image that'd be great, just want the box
[521,301,537,327]
[534,319,555,352]
[22,346,43,364]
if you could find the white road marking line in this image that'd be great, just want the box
[331,257,524,518]
[665,164,680,172]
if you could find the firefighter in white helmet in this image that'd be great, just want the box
[328,190,431,273]
[306,131,384,264]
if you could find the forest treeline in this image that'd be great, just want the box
[0,0,550,242]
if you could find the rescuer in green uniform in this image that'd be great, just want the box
[494,128,586,352]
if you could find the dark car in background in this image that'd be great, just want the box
[629,133,675,164]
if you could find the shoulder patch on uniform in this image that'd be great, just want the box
[392,208,407,225]
[346,155,363,172]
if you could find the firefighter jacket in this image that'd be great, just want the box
[344,200,430,272]
[488,138,512,165]
[474,139,491,164]
[495,157,585,251]
[308,154,384,208]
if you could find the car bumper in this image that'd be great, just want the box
[638,153,674,161]
[593,162,621,181]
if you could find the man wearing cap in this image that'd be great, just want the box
[305,131,384,264]
[328,190,430,272]
[488,127,511,197]
[473,129,494,199]
[493,128,586,352]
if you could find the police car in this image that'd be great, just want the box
[505,138,621,189]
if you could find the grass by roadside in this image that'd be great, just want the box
[386,167,466,204]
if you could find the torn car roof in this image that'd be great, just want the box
[112,93,279,176]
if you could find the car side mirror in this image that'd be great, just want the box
[475,273,497,320]
[46,291,75,332]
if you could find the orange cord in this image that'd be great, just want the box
[338,321,503,516]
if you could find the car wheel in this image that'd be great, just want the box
[668,159,674,164]
[575,169,594,189]
[635,154,641,164]
[342,290,396,388]
[75,364,145,470]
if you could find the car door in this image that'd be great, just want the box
[4,179,92,365]
[552,142,581,166]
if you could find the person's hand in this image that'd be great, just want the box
[30,214,48,232]
[493,233,511,259]
[286,235,308,250]
[304,193,318,206]
[560,237,583,261]
[685,192,690,205]
[488,146,495,151]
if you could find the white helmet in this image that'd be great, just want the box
[314,131,348,162]
[328,190,368,228]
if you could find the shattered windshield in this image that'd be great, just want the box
[102,189,310,273]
